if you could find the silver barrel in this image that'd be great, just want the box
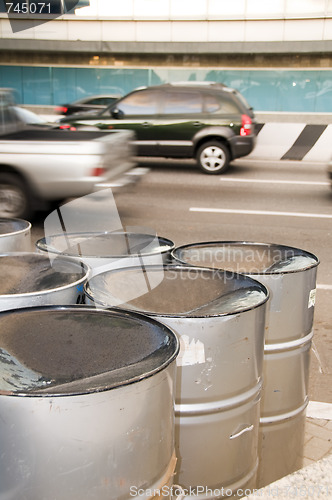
[0,218,31,252]
[36,231,174,276]
[0,252,89,311]
[84,265,268,498]
[172,241,319,488]
[0,306,179,500]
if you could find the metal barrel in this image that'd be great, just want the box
[172,241,319,488]
[84,265,269,498]
[0,218,31,252]
[0,252,89,311]
[0,306,179,500]
[36,231,174,276]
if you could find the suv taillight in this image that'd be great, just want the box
[240,114,252,136]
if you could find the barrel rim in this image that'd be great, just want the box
[172,241,320,275]
[35,231,175,259]
[84,264,270,318]
[0,218,31,238]
[0,252,90,297]
[0,305,180,397]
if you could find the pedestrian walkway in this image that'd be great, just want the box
[304,416,332,466]
[245,402,332,499]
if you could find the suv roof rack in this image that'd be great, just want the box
[165,81,227,88]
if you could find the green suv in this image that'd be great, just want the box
[60,82,256,174]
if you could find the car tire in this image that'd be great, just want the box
[197,141,230,174]
[0,172,31,219]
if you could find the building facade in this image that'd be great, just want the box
[1,0,332,112]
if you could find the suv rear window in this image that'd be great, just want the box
[163,91,203,114]
[204,94,241,114]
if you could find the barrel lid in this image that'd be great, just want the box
[172,242,319,275]
[85,265,268,318]
[0,253,88,296]
[0,218,31,236]
[36,232,174,258]
[0,306,178,396]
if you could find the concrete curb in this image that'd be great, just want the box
[244,453,332,499]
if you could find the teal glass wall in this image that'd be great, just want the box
[1,65,332,112]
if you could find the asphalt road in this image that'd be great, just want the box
[32,156,332,404]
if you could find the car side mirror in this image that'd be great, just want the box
[111,107,123,119]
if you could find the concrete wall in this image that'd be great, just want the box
[1,0,332,49]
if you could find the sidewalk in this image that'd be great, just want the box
[245,404,332,499]
[304,415,332,467]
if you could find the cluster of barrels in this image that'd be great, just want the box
[0,217,319,500]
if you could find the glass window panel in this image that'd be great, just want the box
[278,71,317,112]
[204,95,221,113]
[2,65,332,112]
[92,68,125,95]
[87,97,104,104]
[53,67,77,104]
[163,91,202,114]
[0,66,23,103]
[204,95,239,114]
[245,70,281,112]
[314,71,332,113]
[117,90,159,115]
[22,67,52,105]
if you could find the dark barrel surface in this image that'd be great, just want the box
[85,265,268,316]
[0,254,87,295]
[172,242,319,274]
[0,306,179,395]
[0,218,30,235]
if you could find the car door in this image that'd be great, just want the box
[94,89,161,156]
[155,90,206,157]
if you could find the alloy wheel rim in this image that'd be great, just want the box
[200,146,226,171]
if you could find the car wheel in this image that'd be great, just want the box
[197,141,230,174]
[0,173,31,219]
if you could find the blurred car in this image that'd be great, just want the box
[328,157,332,187]
[55,95,121,116]
[8,106,78,131]
[59,82,257,174]
[0,89,138,219]
[12,106,53,128]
